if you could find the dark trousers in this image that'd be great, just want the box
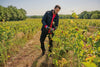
[40,30,54,52]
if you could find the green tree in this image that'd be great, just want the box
[0,5,5,21]
[91,14,100,19]
[72,12,79,19]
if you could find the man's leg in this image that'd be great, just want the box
[40,30,48,55]
[48,33,54,52]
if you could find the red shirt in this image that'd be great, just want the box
[48,14,56,34]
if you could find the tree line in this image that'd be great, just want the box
[0,5,27,21]
[29,15,42,18]
[79,11,100,19]
[29,10,100,19]
[0,5,100,20]
[59,10,100,19]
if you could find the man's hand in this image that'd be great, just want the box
[45,25,50,30]
[45,25,55,33]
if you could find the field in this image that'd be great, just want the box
[52,19,100,67]
[0,19,100,67]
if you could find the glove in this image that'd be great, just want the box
[45,25,50,30]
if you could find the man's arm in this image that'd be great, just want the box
[41,11,48,28]
[54,16,59,30]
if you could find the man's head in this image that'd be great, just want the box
[54,5,61,14]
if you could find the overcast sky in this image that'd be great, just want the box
[0,0,100,16]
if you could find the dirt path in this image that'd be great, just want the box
[4,31,53,67]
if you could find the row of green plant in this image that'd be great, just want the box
[50,19,100,67]
[0,19,42,66]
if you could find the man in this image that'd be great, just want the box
[40,5,61,56]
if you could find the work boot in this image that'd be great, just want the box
[42,49,45,56]
[49,47,52,53]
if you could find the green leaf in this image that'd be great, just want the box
[94,39,100,47]
[82,62,97,67]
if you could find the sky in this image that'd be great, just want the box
[0,0,100,16]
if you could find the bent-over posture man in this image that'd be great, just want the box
[40,5,61,56]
